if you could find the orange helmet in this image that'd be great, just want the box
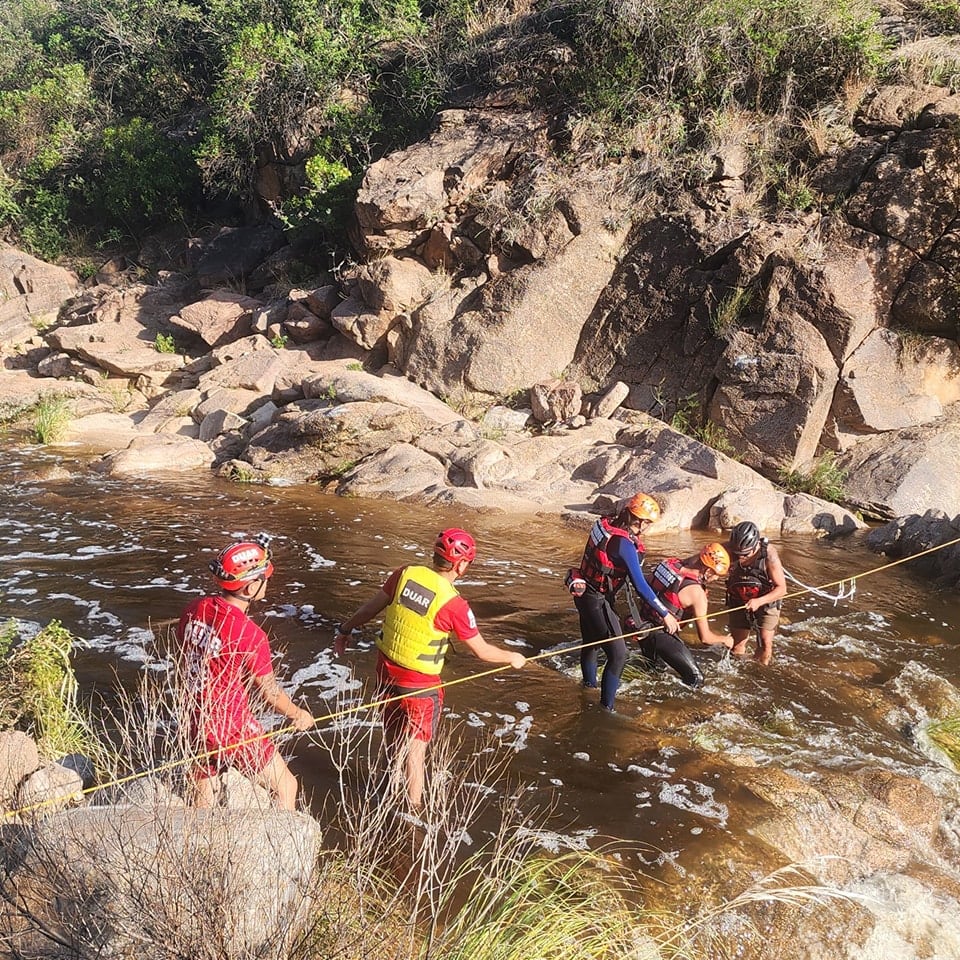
[699,542,730,576]
[209,538,274,591]
[625,493,660,522]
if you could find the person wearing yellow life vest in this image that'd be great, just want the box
[333,528,526,809]
[726,521,787,665]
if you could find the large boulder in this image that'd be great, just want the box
[193,224,287,288]
[865,510,960,587]
[395,191,631,396]
[245,398,432,482]
[355,109,546,255]
[169,291,262,348]
[12,805,321,960]
[0,244,81,351]
[835,409,960,519]
[0,731,40,805]
[45,283,192,388]
[827,327,960,450]
[94,434,216,476]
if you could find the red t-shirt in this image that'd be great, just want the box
[377,567,479,688]
[177,595,274,740]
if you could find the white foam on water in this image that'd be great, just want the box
[47,593,122,628]
[263,604,299,619]
[657,780,728,827]
[849,874,960,960]
[515,701,530,712]
[626,764,668,779]
[572,751,590,761]
[287,656,361,699]
[514,825,597,854]
[502,636,526,647]
[493,713,533,751]
[304,546,335,569]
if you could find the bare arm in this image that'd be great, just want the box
[680,583,731,648]
[745,545,788,612]
[333,589,391,654]
[253,671,315,731]
[459,631,526,669]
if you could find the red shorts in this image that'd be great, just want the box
[191,717,276,780]
[377,654,444,743]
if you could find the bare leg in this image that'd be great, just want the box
[191,774,221,808]
[254,752,299,811]
[404,739,428,810]
[754,629,775,665]
[729,628,751,656]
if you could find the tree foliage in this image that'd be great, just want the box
[0,0,897,259]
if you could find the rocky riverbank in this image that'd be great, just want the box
[4,82,960,542]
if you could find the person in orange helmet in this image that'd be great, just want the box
[631,543,733,686]
[566,493,680,711]
[334,527,526,810]
[177,536,315,810]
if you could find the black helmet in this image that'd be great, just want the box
[730,521,760,556]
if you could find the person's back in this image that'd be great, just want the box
[177,537,314,810]
[179,593,269,742]
[333,527,525,809]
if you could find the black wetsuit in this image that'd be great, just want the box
[634,559,703,687]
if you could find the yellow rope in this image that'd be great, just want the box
[6,532,960,820]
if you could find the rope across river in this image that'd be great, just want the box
[5,533,960,820]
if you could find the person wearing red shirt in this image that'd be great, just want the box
[178,537,314,810]
[333,527,526,810]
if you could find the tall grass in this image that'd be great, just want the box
[31,394,70,444]
[0,619,93,760]
[927,716,960,770]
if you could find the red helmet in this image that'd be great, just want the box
[434,528,477,564]
[209,540,274,591]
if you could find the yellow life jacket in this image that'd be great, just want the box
[378,565,460,675]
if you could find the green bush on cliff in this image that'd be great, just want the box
[0,0,912,253]
[778,451,847,503]
[566,0,888,122]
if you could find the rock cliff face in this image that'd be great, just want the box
[3,84,960,526]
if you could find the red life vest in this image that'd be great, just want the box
[579,517,643,595]
[727,539,779,605]
[638,558,699,621]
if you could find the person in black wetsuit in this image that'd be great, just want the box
[632,543,733,687]
[565,493,680,711]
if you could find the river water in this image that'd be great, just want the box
[4,440,960,951]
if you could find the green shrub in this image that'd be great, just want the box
[568,0,889,119]
[779,451,847,503]
[154,331,177,353]
[82,117,199,226]
[927,715,960,771]
[19,186,70,260]
[710,285,752,336]
[0,620,92,760]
